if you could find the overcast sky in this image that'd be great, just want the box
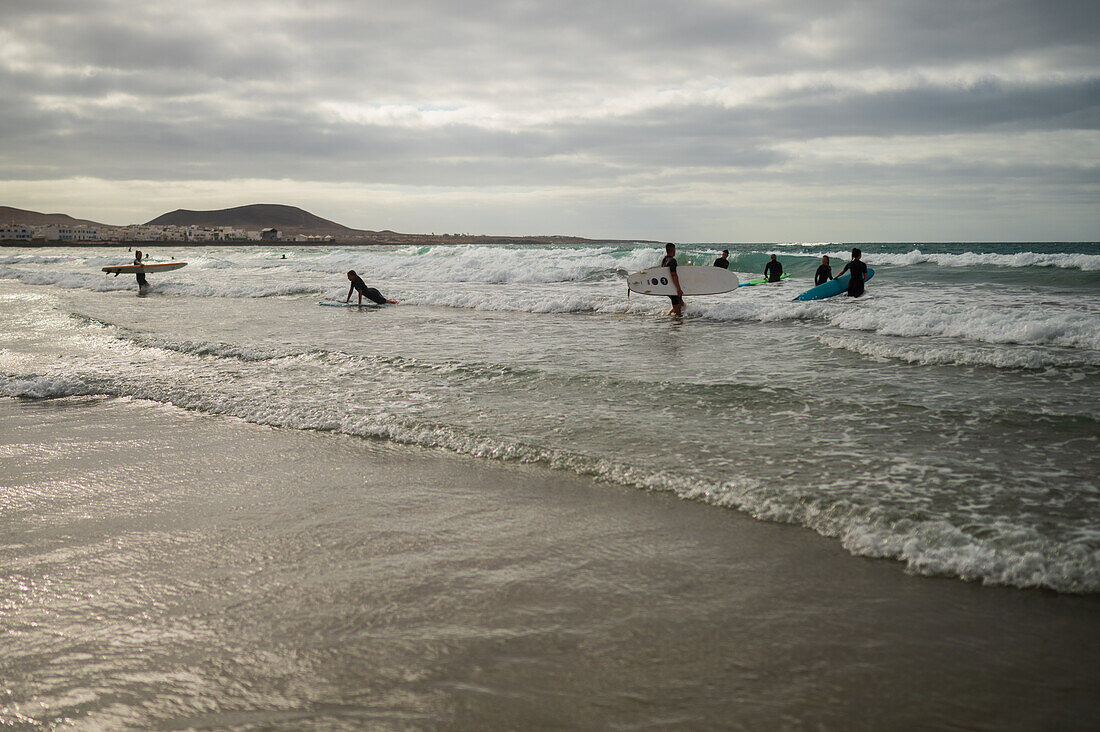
[1,0,1098,241]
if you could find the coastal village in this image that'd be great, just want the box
[0,223,331,244]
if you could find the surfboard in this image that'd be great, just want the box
[626,266,739,296]
[318,300,383,308]
[102,262,188,274]
[738,273,791,287]
[792,268,875,301]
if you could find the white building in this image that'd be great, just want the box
[36,225,100,241]
[0,224,32,241]
[218,227,247,240]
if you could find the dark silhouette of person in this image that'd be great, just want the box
[815,255,833,286]
[661,243,684,316]
[836,248,869,297]
[134,250,147,289]
[764,254,783,282]
[345,270,398,306]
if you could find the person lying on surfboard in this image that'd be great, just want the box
[345,270,398,306]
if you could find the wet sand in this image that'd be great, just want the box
[2,396,1097,729]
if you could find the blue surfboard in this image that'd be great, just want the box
[792,268,874,301]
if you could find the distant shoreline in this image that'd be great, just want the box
[1,237,660,248]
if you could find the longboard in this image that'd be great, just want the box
[792,268,875,301]
[626,265,739,296]
[102,262,187,274]
[739,272,791,287]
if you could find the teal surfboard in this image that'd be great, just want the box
[738,273,790,287]
[792,268,874,301]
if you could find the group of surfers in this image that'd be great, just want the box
[127,246,870,315]
[664,244,869,316]
[350,245,868,313]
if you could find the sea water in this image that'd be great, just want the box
[2,242,1098,593]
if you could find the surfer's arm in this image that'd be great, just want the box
[345,284,353,302]
[670,270,683,296]
[836,263,851,277]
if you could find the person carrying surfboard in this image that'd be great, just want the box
[815,255,833,286]
[764,254,783,283]
[661,243,684,316]
[133,250,148,289]
[345,270,398,306]
[835,248,868,297]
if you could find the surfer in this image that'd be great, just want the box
[133,250,148,289]
[835,248,868,297]
[661,243,684,316]
[764,254,783,283]
[815,255,833,286]
[713,249,730,269]
[345,270,398,306]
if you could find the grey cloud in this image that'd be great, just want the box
[5,0,1098,108]
[1,0,1097,240]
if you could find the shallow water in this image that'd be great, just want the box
[3,397,1097,729]
[1,242,1098,592]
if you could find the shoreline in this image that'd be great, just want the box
[1,236,662,248]
[3,395,1097,729]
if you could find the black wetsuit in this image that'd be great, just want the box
[134,259,147,288]
[350,274,387,304]
[815,264,832,286]
[713,257,729,269]
[764,260,783,282]
[661,255,681,305]
[845,260,868,297]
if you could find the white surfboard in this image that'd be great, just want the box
[318,300,383,308]
[627,265,739,296]
[102,262,188,274]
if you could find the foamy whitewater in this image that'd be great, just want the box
[2,242,1098,593]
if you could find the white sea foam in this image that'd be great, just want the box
[818,334,1100,369]
[814,249,1100,270]
[4,369,1096,594]
[824,302,1100,350]
[0,375,99,399]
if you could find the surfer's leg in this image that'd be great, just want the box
[364,287,387,305]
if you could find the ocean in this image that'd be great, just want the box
[2,241,1098,728]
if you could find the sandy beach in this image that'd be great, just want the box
[3,395,1097,729]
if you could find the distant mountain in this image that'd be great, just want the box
[0,206,108,228]
[145,204,363,235]
[3,202,648,246]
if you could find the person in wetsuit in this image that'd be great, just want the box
[661,243,684,316]
[345,270,398,306]
[814,255,832,286]
[764,254,783,282]
[835,248,868,297]
[133,250,148,289]
[713,249,730,269]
